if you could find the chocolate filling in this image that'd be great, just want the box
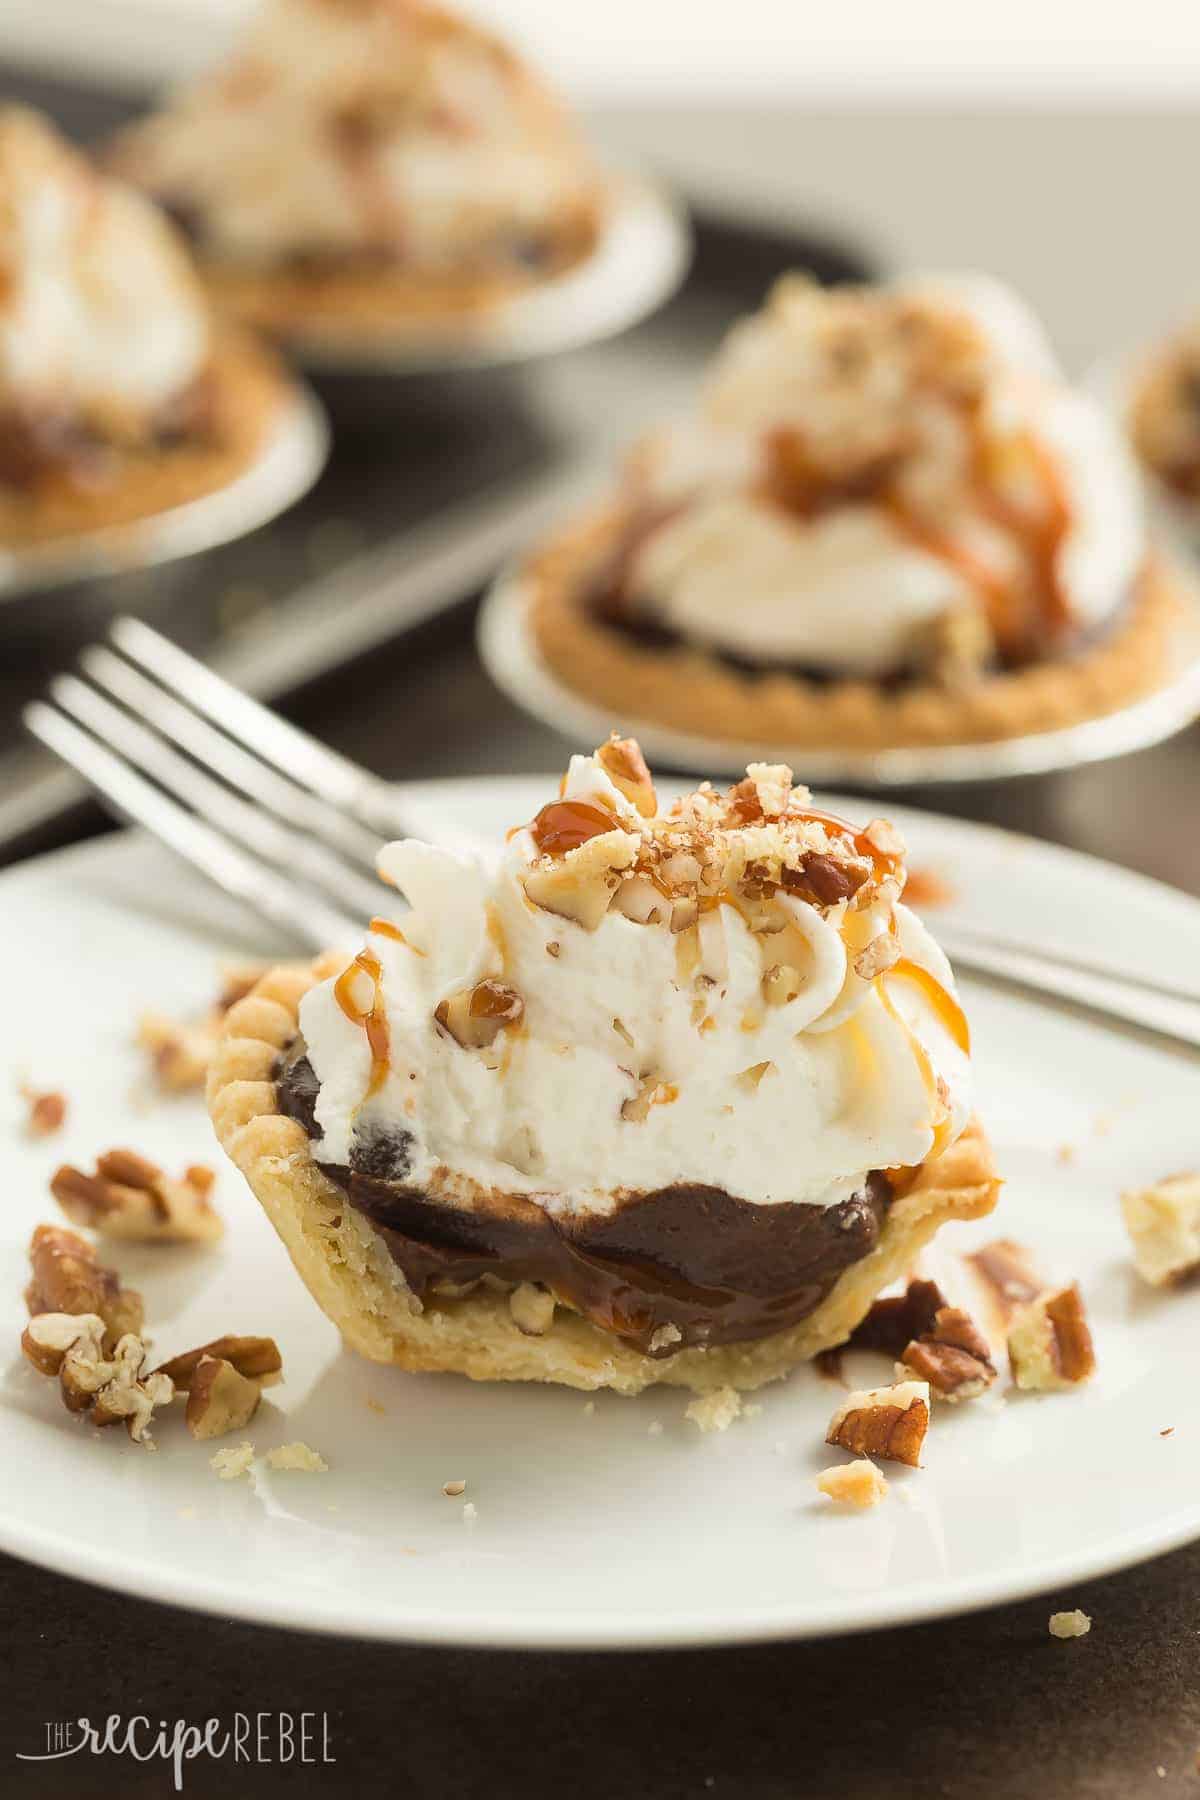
[277,1048,893,1357]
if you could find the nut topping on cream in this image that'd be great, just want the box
[0,108,209,455]
[112,0,597,275]
[607,274,1144,679]
[297,741,973,1219]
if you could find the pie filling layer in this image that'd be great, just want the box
[278,1048,893,1357]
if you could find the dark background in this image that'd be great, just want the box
[3,66,1200,1800]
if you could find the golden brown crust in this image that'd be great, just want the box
[207,959,1001,1397]
[0,330,289,546]
[200,195,602,342]
[525,506,1181,752]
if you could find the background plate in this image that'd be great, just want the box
[479,567,1200,786]
[2,778,1199,1647]
[283,172,692,374]
[0,384,329,600]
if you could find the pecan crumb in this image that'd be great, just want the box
[442,1479,467,1497]
[826,1381,930,1467]
[25,1224,143,1351]
[153,1334,282,1390]
[1008,1284,1096,1391]
[435,979,524,1050]
[23,1311,173,1445]
[19,1083,67,1138]
[186,1356,263,1440]
[50,1149,223,1244]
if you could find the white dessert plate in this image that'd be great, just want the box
[283,171,691,374]
[3,780,1200,1649]
[478,564,1200,787]
[0,384,329,601]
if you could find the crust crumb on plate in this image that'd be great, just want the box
[815,1459,888,1509]
[1048,1609,1091,1639]
[266,1441,328,1473]
[1121,1172,1200,1286]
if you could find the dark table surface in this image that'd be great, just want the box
[5,67,1200,1800]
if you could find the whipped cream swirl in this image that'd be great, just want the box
[300,744,972,1218]
[621,274,1144,676]
[0,108,209,443]
[114,0,596,272]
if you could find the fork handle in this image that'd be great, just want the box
[936,925,1200,1051]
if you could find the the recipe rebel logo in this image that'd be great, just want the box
[16,1712,335,1790]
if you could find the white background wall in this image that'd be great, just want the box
[6,0,1200,97]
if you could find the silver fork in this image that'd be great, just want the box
[23,616,1200,1052]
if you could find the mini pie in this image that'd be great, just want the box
[1128,319,1200,507]
[110,0,604,343]
[525,274,1182,753]
[208,741,1000,1396]
[0,108,293,548]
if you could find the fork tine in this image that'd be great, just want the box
[50,674,387,924]
[81,643,384,873]
[110,616,400,838]
[24,702,358,952]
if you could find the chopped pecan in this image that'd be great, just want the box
[825,1380,930,1467]
[899,1305,996,1403]
[21,1310,106,1377]
[50,1149,223,1244]
[523,829,637,930]
[1120,1172,1200,1287]
[854,932,901,981]
[26,1315,173,1444]
[25,1224,143,1351]
[136,962,266,1091]
[797,852,860,905]
[153,1334,282,1390]
[849,1278,948,1355]
[185,1356,262,1440]
[19,1084,66,1137]
[1008,1284,1096,1391]
[88,1335,174,1443]
[434,979,524,1050]
[596,735,657,817]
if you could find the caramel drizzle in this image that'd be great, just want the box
[885,957,971,1055]
[334,949,391,1098]
[873,960,967,1163]
[369,916,425,955]
[528,798,615,857]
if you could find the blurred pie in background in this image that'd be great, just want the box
[110,0,604,342]
[527,273,1180,751]
[0,106,296,547]
[1128,319,1200,509]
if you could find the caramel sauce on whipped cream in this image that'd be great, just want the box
[284,739,975,1355]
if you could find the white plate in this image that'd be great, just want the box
[286,172,691,374]
[479,566,1200,787]
[0,385,329,601]
[3,781,1200,1648]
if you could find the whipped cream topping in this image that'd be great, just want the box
[115,0,596,271]
[299,743,972,1219]
[0,109,209,442]
[621,274,1145,675]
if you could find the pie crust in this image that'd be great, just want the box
[526,505,1183,752]
[199,196,602,341]
[0,330,291,547]
[207,958,1001,1397]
